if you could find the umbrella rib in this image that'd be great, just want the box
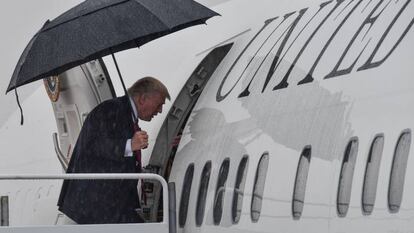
[132,1,170,29]
[8,0,219,93]
[42,0,130,32]
[135,0,216,32]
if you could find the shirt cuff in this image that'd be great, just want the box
[124,139,134,157]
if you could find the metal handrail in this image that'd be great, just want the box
[0,173,169,225]
[52,133,69,170]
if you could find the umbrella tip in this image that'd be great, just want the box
[40,20,51,30]
[14,89,24,126]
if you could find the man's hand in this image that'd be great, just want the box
[171,134,182,147]
[132,131,149,151]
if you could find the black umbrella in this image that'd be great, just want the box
[7,0,218,124]
[7,0,218,92]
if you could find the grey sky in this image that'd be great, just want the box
[0,1,82,125]
[0,0,223,126]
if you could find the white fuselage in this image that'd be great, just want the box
[169,0,414,232]
[0,0,413,232]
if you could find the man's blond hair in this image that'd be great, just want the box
[128,77,170,100]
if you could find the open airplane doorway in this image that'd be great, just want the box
[144,43,233,222]
[45,59,116,171]
[45,43,234,223]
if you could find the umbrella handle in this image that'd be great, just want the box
[111,53,128,95]
[111,53,138,123]
[14,89,24,125]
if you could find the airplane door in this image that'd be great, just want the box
[44,59,115,170]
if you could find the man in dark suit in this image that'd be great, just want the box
[57,77,170,224]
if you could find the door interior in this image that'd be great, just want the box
[44,59,115,170]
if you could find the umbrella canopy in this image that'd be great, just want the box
[7,0,218,93]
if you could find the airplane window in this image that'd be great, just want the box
[213,158,230,225]
[292,146,311,220]
[1,196,9,226]
[337,137,359,217]
[196,161,212,226]
[232,156,249,224]
[179,163,194,227]
[251,153,269,223]
[388,129,411,213]
[362,134,384,215]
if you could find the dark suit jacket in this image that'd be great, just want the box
[57,95,143,224]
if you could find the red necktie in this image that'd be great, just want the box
[132,120,147,205]
[132,122,142,170]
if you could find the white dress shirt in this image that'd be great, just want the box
[124,97,138,157]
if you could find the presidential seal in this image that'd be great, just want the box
[43,75,60,102]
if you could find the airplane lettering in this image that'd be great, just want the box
[325,0,386,79]
[238,8,310,98]
[277,0,346,88]
[216,16,278,102]
[298,0,359,84]
[216,0,413,102]
[358,0,414,71]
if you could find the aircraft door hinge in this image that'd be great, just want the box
[170,106,183,119]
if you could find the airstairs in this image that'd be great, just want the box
[0,174,176,233]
